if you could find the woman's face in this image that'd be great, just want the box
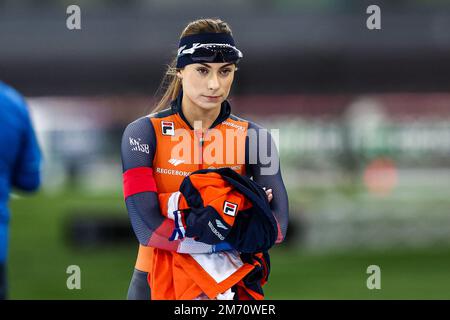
[178,62,236,111]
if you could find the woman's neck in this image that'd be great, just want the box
[181,94,221,130]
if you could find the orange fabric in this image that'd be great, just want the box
[235,280,265,300]
[157,174,253,226]
[149,113,248,193]
[174,254,255,300]
[135,245,153,273]
[133,112,255,300]
[255,252,269,287]
[157,191,181,218]
[150,251,256,300]
[186,172,253,226]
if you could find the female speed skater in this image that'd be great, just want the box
[121,18,289,300]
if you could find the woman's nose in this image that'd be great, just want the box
[208,73,220,90]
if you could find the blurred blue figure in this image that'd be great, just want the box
[0,81,42,299]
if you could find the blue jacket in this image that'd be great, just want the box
[0,82,41,262]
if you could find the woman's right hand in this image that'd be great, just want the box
[263,187,273,203]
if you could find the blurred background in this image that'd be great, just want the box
[1,0,450,299]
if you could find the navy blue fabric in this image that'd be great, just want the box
[185,206,231,244]
[244,121,289,242]
[238,252,270,298]
[0,263,5,300]
[122,117,159,246]
[127,268,151,300]
[217,168,278,253]
[179,33,236,49]
[176,32,239,68]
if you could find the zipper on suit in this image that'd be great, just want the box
[194,129,204,169]
[199,133,204,170]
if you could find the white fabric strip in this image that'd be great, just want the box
[216,288,235,300]
[167,191,181,220]
[190,250,244,283]
[178,237,213,253]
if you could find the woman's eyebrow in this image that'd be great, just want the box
[219,63,234,69]
[199,63,234,69]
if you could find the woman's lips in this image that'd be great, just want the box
[203,95,221,101]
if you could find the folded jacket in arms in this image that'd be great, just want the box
[155,168,276,299]
[159,167,278,253]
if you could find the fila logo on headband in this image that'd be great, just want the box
[223,201,238,217]
[162,121,175,136]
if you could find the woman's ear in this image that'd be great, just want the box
[176,70,183,80]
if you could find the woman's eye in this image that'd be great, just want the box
[220,69,231,76]
[197,68,208,75]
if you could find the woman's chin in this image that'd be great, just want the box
[196,100,222,111]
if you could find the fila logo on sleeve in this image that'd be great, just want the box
[223,201,238,217]
[162,121,175,136]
